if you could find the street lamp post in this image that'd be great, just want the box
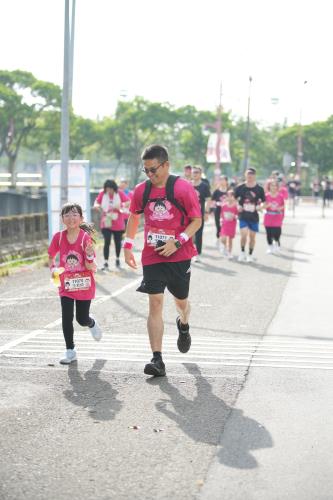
[296,80,308,177]
[60,0,75,208]
[215,82,223,174]
[244,76,252,170]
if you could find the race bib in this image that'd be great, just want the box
[224,211,235,221]
[146,227,176,247]
[243,203,256,212]
[63,271,92,292]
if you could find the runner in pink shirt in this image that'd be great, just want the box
[263,180,285,254]
[220,189,239,259]
[119,178,133,229]
[48,203,102,365]
[124,144,202,377]
[94,179,129,270]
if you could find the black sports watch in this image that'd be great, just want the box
[174,239,182,249]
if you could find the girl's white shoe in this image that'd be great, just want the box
[59,349,77,365]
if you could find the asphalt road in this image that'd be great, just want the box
[0,202,332,500]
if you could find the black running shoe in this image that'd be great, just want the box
[144,357,166,377]
[115,258,121,268]
[176,316,191,353]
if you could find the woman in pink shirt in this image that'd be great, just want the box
[220,189,239,259]
[263,180,285,254]
[48,203,102,365]
[94,179,129,270]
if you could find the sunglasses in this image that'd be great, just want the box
[142,161,166,175]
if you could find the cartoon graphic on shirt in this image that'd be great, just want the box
[64,252,82,271]
[149,200,174,221]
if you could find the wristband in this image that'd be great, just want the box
[179,232,189,244]
[123,237,134,250]
[123,241,134,250]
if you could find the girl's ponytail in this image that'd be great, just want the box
[79,222,96,244]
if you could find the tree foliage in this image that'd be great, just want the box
[0,70,61,180]
[3,69,333,187]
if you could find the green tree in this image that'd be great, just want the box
[0,70,61,182]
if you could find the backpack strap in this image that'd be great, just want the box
[165,175,188,225]
[135,175,188,225]
[135,180,152,214]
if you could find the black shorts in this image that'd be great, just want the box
[137,260,191,300]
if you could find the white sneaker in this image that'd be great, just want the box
[227,253,234,260]
[89,316,102,341]
[59,349,77,365]
[266,245,273,254]
[238,251,247,262]
[216,239,221,249]
[273,242,281,254]
[247,254,255,263]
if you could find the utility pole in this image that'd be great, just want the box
[244,76,252,170]
[69,0,76,104]
[60,0,75,207]
[296,80,308,177]
[215,82,223,175]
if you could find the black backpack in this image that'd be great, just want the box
[136,174,188,225]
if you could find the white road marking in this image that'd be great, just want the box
[0,277,141,353]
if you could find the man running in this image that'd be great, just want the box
[235,167,265,262]
[123,145,202,377]
[192,166,211,262]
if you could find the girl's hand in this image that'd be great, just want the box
[85,242,94,258]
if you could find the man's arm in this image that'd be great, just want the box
[155,217,202,257]
[123,212,141,269]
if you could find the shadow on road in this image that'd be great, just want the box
[192,261,237,276]
[63,359,122,421]
[250,262,296,277]
[148,363,272,468]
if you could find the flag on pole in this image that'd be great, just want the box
[206,133,231,163]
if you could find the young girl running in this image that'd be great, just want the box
[220,190,238,259]
[263,180,285,254]
[48,203,102,365]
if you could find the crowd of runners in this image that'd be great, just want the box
[47,143,304,374]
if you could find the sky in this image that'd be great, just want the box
[1,0,332,128]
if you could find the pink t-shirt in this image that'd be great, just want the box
[279,186,289,201]
[119,189,133,221]
[220,204,238,237]
[48,229,96,300]
[130,177,202,265]
[95,190,129,230]
[264,193,285,227]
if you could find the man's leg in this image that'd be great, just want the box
[174,297,191,354]
[240,227,248,251]
[174,297,191,326]
[147,293,164,352]
[144,293,166,377]
[249,230,256,254]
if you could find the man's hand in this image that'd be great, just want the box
[124,248,137,269]
[154,239,179,257]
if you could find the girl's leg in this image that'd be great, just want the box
[228,237,233,253]
[76,300,93,327]
[265,227,273,245]
[221,235,227,248]
[101,228,112,261]
[61,296,75,349]
[214,209,221,239]
[273,227,282,245]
